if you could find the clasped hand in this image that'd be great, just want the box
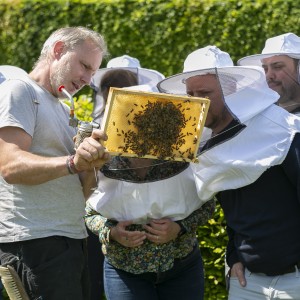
[111,219,181,248]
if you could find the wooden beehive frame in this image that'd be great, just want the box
[101,88,210,162]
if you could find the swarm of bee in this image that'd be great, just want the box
[121,101,189,159]
[105,89,209,162]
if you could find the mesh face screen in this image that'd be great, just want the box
[101,88,210,162]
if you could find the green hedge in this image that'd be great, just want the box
[1,0,300,76]
[1,0,300,299]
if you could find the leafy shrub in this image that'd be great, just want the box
[1,0,300,77]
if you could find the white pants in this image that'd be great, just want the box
[229,267,300,300]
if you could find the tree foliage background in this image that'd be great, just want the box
[1,0,300,299]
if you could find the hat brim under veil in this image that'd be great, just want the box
[157,66,279,124]
[90,67,165,123]
[238,52,300,66]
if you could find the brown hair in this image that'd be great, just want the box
[100,69,138,101]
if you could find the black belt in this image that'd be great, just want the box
[264,262,300,276]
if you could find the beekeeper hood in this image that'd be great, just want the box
[91,55,164,123]
[158,45,300,201]
[237,32,300,66]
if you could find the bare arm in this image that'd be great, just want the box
[0,126,69,184]
[0,127,110,186]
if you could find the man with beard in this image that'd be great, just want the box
[0,27,110,299]
[238,32,300,115]
[158,45,300,299]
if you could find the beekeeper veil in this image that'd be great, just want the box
[90,55,165,124]
[158,46,300,201]
[158,45,279,124]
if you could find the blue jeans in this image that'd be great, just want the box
[104,246,204,300]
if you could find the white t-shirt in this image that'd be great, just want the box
[0,77,87,242]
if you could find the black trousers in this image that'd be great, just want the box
[87,228,105,300]
[0,236,90,300]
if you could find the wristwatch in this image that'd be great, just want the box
[175,220,187,237]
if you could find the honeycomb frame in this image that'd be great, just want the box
[101,88,210,162]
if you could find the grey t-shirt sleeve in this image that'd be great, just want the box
[0,79,37,137]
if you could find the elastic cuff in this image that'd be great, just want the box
[175,220,187,237]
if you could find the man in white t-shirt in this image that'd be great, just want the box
[0,27,110,299]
